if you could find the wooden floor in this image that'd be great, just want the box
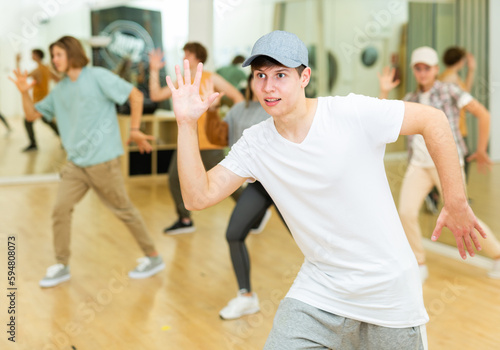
[0,115,66,177]
[0,157,499,349]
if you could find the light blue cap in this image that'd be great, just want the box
[242,30,309,68]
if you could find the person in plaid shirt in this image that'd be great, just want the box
[379,46,500,283]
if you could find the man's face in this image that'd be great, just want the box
[412,63,438,87]
[51,45,68,73]
[183,50,200,69]
[252,65,308,118]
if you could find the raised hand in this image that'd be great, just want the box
[431,201,487,260]
[166,60,219,125]
[127,130,155,154]
[148,49,166,71]
[377,66,400,96]
[467,151,493,173]
[466,53,476,71]
[9,69,35,93]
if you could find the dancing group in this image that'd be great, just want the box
[9,30,499,349]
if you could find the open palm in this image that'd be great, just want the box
[377,66,400,94]
[9,69,35,93]
[166,60,219,124]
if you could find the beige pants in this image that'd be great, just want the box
[53,158,156,265]
[398,163,500,264]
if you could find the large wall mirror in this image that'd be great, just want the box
[0,0,188,182]
[0,0,489,183]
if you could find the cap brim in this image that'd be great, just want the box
[242,53,303,68]
[410,60,438,67]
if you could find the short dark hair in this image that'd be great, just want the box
[32,49,44,60]
[49,36,89,70]
[443,47,466,66]
[232,55,245,65]
[250,55,306,77]
[183,42,208,63]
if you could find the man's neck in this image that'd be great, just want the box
[273,97,317,144]
[67,67,83,82]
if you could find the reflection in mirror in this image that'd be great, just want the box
[0,0,188,183]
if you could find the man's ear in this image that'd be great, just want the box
[301,67,311,88]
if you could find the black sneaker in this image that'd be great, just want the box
[163,219,195,235]
[22,144,38,152]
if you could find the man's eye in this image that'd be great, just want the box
[258,73,266,78]
[278,73,285,78]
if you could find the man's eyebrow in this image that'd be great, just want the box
[253,67,291,74]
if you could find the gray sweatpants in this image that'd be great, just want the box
[265,298,427,350]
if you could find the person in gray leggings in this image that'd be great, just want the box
[205,74,289,319]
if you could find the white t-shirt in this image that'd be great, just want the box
[220,94,428,328]
[410,90,472,168]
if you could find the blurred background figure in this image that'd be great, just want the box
[16,49,60,152]
[149,42,244,234]
[439,46,476,181]
[204,74,290,320]
[216,55,247,104]
[379,46,500,283]
[115,57,158,115]
[216,55,247,90]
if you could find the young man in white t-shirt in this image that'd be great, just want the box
[167,31,486,349]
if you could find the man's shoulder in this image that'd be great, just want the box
[319,93,374,109]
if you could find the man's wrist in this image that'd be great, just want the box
[444,194,468,208]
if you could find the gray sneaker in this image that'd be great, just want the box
[39,264,71,288]
[128,256,165,279]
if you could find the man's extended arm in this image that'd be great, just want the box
[400,101,486,259]
[167,61,245,210]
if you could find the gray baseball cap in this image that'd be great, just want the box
[242,30,309,68]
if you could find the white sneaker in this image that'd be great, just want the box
[219,290,260,320]
[39,264,71,288]
[488,259,500,279]
[250,209,272,234]
[128,256,165,279]
[419,264,429,284]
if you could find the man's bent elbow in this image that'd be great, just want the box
[435,109,447,121]
[184,200,208,211]
[183,192,213,211]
